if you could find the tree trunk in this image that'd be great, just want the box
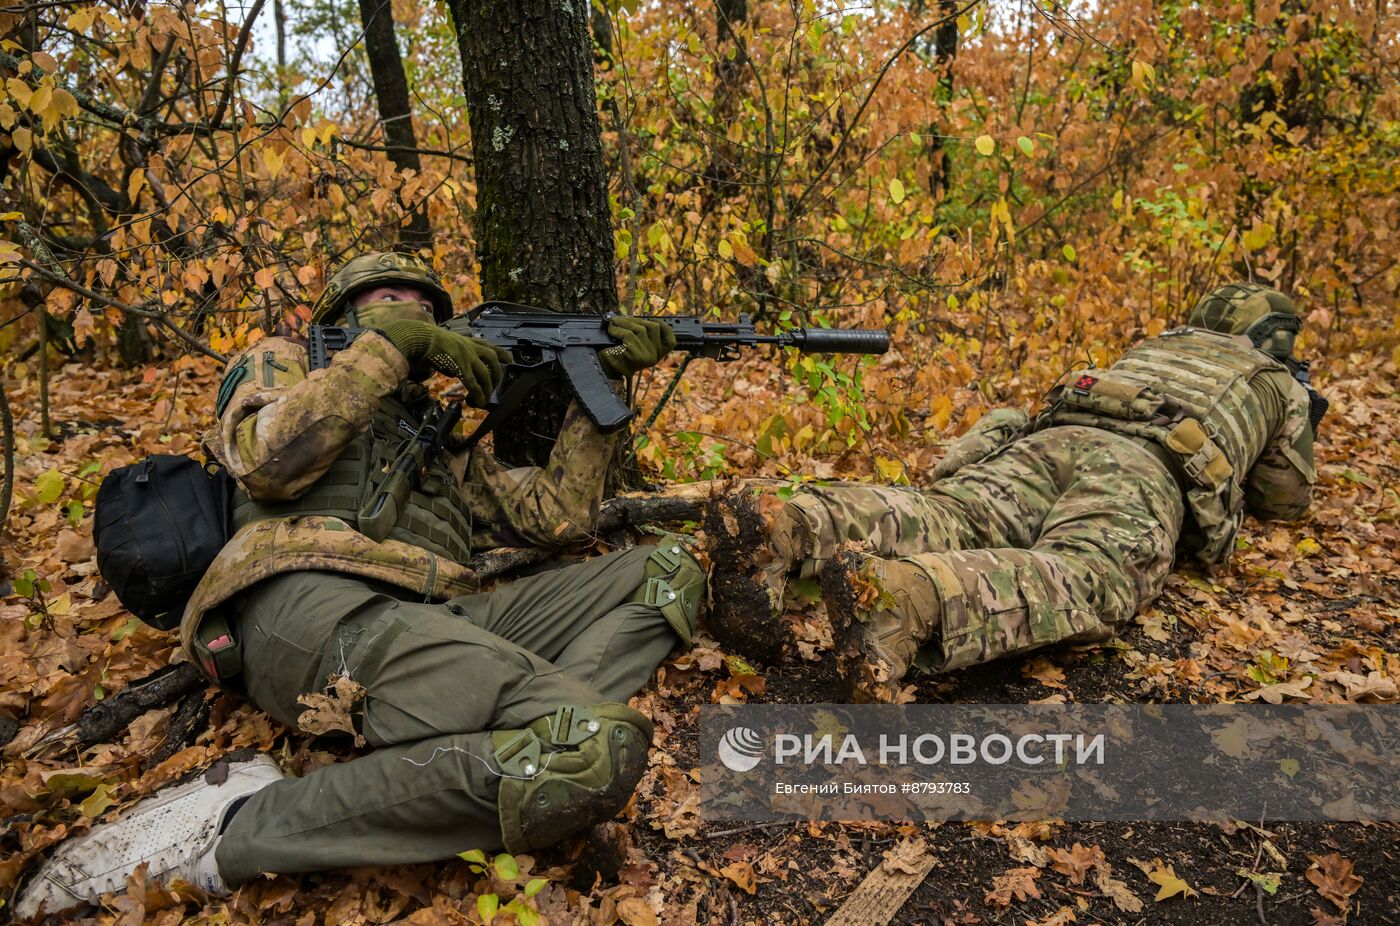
[273,0,289,111]
[448,0,618,466]
[925,0,960,204]
[702,0,747,207]
[357,0,433,250]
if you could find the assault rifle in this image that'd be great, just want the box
[1284,356,1329,436]
[357,399,462,542]
[309,301,889,441]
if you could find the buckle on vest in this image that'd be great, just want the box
[194,616,242,682]
[1180,443,1233,489]
[647,542,684,573]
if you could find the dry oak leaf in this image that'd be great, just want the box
[296,675,366,746]
[985,866,1042,908]
[616,896,659,926]
[1144,860,1197,901]
[718,860,758,895]
[1309,905,1348,926]
[1322,669,1398,702]
[1007,835,1051,867]
[882,837,934,875]
[1243,676,1314,703]
[55,528,95,563]
[1095,868,1143,914]
[1306,853,1362,912]
[1026,907,1077,926]
[1046,842,1105,885]
[1022,657,1067,689]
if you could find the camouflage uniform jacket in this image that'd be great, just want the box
[941,329,1315,563]
[179,331,618,657]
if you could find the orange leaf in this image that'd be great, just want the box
[719,860,757,894]
[1306,853,1362,912]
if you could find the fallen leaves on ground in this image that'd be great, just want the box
[1306,853,1363,912]
[1137,858,1198,902]
[984,866,1042,908]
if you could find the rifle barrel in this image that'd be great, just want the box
[779,327,890,354]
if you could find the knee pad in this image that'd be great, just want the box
[493,703,652,853]
[628,536,705,644]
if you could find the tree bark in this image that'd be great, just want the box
[925,0,960,204]
[448,0,618,466]
[358,0,433,250]
[702,0,747,207]
[25,663,207,758]
[273,0,290,111]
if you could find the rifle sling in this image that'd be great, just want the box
[458,364,555,450]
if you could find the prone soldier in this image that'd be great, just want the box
[707,284,1323,701]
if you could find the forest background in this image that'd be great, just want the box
[0,0,1397,924]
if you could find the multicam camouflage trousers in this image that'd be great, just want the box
[741,425,1185,672]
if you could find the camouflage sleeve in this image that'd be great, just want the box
[460,399,617,549]
[932,408,1029,480]
[211,333,410,501]
[1245,374,1316,521]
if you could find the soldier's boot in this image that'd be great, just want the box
[704,492,807,663]
[14,754,285,920]
[821,551,942,703]
[493,703,653,854]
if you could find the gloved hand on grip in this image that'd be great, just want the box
[599,316,677,378]
[379,320,511,406]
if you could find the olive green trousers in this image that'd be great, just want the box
[215,545,679,882]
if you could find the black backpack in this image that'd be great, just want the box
[93,455,234,630]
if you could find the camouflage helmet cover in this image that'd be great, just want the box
[312,252,454,324]
[1188,282,1300,359]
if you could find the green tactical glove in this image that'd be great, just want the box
[378,320,511,406]
[599,316,677,378]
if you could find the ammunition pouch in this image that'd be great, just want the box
[231,389,474,563]
[1051,371,1169,422]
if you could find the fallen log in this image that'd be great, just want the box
[26,663,206,758]
[473,490,709,581]
[143,686,211,771]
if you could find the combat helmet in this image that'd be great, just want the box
[312,251,454,324]
[1188,282,1300,359]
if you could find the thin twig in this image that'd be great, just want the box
[704,820,790,839]
[209,0,268,129]
[17,258,227,363]
[642,355,692,431]
[337,138,475,165]
[0,375,12,537]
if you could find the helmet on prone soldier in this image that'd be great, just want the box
[1188,282,1300,360]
